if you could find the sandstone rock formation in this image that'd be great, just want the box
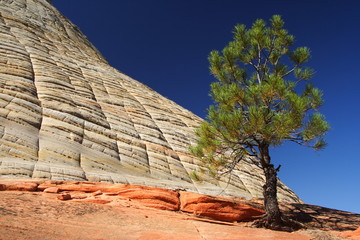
[1,179,359,240]
[0,189,310,240]
[339,227,360,240]
[0,0,299,201]
[0,179,266,222]
[2,179,360,231]
[180,191,265,222]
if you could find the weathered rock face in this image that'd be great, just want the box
[179,191,265,222]
[0,0,299,202]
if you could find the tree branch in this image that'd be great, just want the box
[281,65,299,78]
[257,43,263,83]
[249,60,262,83]
[261,36,277,82]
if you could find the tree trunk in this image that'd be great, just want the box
[254,144,303,232]
[263,163,282,226]
[259,144,282,228]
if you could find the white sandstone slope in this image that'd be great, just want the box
[0,0,300,202]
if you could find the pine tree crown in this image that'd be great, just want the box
[190,15,330,176]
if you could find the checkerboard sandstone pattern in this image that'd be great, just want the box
[0,0,299,202]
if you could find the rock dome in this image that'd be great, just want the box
[0,0,299,202]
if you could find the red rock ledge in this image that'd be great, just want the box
[0,179,264,223]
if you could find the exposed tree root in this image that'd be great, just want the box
[252,214,305,232]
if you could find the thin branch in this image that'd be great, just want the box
[261,36,277,82]
[281,65,299,78]
[249,145,261,159]
[262,36,275,69]
[248,54,262,84]
[249,60,260,71]
[257,43,263,83]
[288,139,306,145]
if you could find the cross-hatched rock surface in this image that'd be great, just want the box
[0,0,299,202]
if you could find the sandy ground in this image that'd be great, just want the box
[0,179,358,240]
[0,191,316,240]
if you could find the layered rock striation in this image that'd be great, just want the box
[0,0,299,202]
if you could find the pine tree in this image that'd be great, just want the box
[190,15,329,231]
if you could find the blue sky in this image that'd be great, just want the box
[53,0,360,214]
